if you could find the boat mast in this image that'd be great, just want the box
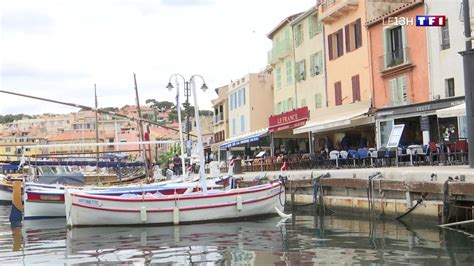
[94,84,100,173]
[133,73,150,178]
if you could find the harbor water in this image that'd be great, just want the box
[1,205,474,265]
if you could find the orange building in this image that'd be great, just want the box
[367,1,463,148]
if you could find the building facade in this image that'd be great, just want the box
[219,70,273,158]
[211,85,230,161]
[294,0,375,152]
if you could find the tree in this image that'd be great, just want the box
[168,110,178,122]
[99,107,119,112]
[183,105,213,117]
[0,114,32,124]
[146,99,175,111]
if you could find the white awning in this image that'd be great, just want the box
[436,103,466,118]
[293,102,372,134]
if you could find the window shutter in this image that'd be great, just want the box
[355,19,362,49]
[351,75,360,102]
[345,24,351,53]
[328,34,334,60]
[335,81,342,106]
[400,76,408,104]
[308,17,314,38]
[295,61,300,82]
[317,51,323,74]
[300,59,306,80]
[310,54,315,76]
[389,79,398,106]
[337,29,344,57]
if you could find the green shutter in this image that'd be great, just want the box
[400,76,408,104]
[308,17,314,38]
[389,78,398,106]
[295,61,300,82]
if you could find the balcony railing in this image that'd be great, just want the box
[321,0,339,12]
[379,47,410,72]
[213,113,224,124]
[267,40,292,64]
[319,0,359,23]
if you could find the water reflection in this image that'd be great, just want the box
[1,205,474,264]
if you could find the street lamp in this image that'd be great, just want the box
[166,74,209,191]
[166,74,187,181]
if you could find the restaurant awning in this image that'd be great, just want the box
[219,128,269,149]
[436,103,466,118]
[293,101,372,135]
[269,106,309,133]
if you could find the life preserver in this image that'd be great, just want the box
[281,161,288,171]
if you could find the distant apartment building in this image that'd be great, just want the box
[0,136,47,161]
[7,113,74,135]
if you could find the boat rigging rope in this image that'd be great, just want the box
[367,172,382,217]
[278,175,288,207]
[395,192,429,220]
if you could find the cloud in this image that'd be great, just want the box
[1,62,89,80]
[1,11,53,34]
[161,0,215,7]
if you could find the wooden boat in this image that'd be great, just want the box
[23,175,232,219]
[64,180,284,226]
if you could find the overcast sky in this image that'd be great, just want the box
[0,0,315,115]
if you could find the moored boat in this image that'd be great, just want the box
[23,175,233,219]
[65,180,284,226]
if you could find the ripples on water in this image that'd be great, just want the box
[1,205,474,265]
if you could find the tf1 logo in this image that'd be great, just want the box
[416,15,447,27]
[383,15,446,27]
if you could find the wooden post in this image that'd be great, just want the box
[9,181,23,225]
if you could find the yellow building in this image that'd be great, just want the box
[291,6,326,112]
[0,136,46,161]
[294,0,375,151]
[211,85,230,160]
[267,13,301,115]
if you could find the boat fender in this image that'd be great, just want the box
[236,195,243,211]
[140,207,147,222]
[173,207,180,225]
[275,207,292,218]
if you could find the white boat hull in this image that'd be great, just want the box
[65,181,284,226]
[24,176,233,219]
[0,188,12,203]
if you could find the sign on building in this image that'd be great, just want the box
[386,124,405,148]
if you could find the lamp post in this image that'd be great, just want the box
[183,82,192,157]
[166,74,209,192]
[166,74,187,181]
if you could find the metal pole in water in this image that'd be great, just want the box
[460,0,474,168]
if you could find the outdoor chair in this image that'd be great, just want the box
[329,150,340,168]
[454,139,469,164]
[357,148,369,167]
[428,142,440,165]
[339,150,349,168]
